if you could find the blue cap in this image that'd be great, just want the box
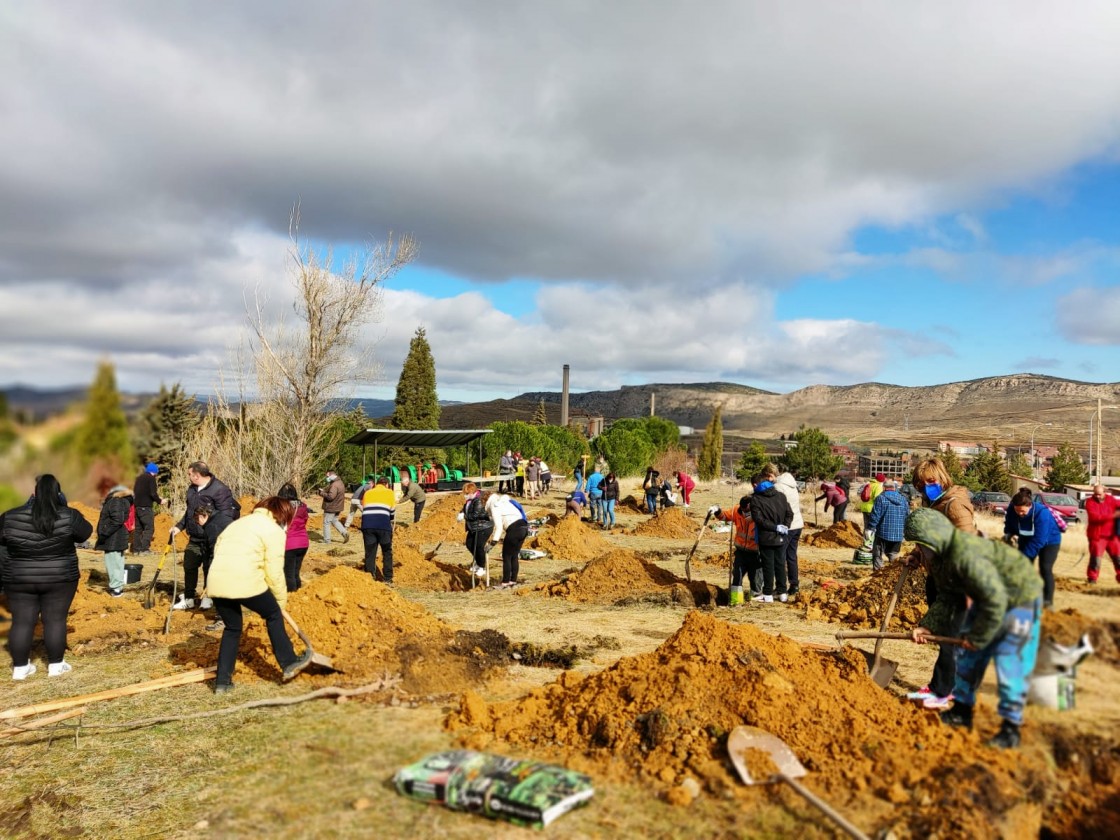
[145,463,159,474]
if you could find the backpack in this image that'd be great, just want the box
[124,504,136,532]
[509,498,528,521]
[860,483,872,503]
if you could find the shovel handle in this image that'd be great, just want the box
[779,775,870,840]
[871,566,909,670]
[836,631,967,645]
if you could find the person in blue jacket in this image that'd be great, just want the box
[584,467,604,524]
[1004,488,1063,609]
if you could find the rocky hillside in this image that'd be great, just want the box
[441,375,1120,455]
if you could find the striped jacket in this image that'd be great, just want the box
[360,485,396,531]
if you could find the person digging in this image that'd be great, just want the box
[903,508,1042,749]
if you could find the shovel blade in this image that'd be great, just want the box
[854,648,899,688]
[727,725,807,786]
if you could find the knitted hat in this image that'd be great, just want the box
[875,473,886,482]
[145,463,159,474]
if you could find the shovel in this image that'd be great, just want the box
[163,540,178,635]
[280,609,338,677]
[143,541,172,609]
[836,631,968,645]
[728,725,870,840]
[683,510,713,582]
[862,564,907,687]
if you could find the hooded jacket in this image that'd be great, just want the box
[713,505,758,550]
[905,508,1042,648]
[858,479,883,514]
[748,485,793,547]
[95,485,134,553]
[486,493,526,542]
[1084,494,1120,541]
[319,476,347,514]
[773,473,805,530]
[1003,498,1063,560]
[286,502,310,551]
[867,489,908,542]
[0,502,93,587]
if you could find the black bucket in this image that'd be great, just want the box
[124,563,143,584]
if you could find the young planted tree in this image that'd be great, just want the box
[1045,442,1089,490]
[778,426,843,480]
[74,361,134,469]
[736,442,770,482]
[697,406,724,481]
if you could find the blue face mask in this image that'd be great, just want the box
[756,481,774,492]
[923,483,943,502]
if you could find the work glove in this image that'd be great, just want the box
[776,524,789,535]
[456,512,465,522]
[170,526,180,538]
[708,505,721,516]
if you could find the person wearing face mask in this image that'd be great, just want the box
[907,458,978,710]
[170,460,240,611]
[360,477,396,585]
[1003,488,1063,610]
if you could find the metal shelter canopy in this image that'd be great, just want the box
[344,428,492,476]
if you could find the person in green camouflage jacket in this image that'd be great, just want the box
[904,508,1042,749]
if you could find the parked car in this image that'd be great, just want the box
[973,491,1011,515]
[1038,492,1084,524]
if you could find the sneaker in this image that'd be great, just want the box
[282,649,314,681]
[987,720,1021,749]
[787,587,800,597]
[778,593,789,603]
[109,588,124,598]
[758,594,774,603]
[205,619,226,632]
[906,686,936,701]
[48,661,72,677]
[199,596,214,610]
[472,565,487,578]
[172,596,195,610]
[213,682,234,695]
[940,703,974,730]
[12,663,36,680]
[750,590,763,599]
[922,695,953,711]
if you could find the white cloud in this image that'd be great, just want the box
[1056,287,1120,346]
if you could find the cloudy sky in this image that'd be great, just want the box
[2,2,1119,402]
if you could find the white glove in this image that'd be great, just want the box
[708,505,721,516]
[170,526,181,538]
[776,524,789,535]
[456,512,465,522]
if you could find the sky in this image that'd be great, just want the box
[2,2,1119,403]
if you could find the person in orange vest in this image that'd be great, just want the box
[710,497,758,605]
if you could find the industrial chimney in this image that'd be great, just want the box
[561,364,570,427]
[650,392,655,416]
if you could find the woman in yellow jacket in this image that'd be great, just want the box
[206,497,310,693]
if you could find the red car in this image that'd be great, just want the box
[1038,492,1083,524]
[973,491,1011,515]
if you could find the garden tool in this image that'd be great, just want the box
[143,540,172,609]
[728,725,870,840]
[163,539,178,635]
[865,565,908,687]
[425,522,460,562]
[836,631,968,645]
[683,510,713,582]
[280,609,338,676]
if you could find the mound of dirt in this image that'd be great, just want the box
[631,507,699,539]
[531,515,610,563]
[447,611,1044,838]
[804,519,865,549]
[528,548,717,606]
[617,494,646,513]
[802,560,927,629]
[391,541,473,591]
[395,495,463,545]
[1042,608,1120,666]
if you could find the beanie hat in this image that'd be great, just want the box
[875,473,886,482]
[145,463,159,474]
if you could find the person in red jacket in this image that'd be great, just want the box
[278,483,310,592]
[675,471,696,507]
[1084,484,1120,584]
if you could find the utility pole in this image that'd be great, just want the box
[1098,398,1104,482]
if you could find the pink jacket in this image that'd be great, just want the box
[819,483,847,509]
[286,502,309,550]
[676,472,695,492]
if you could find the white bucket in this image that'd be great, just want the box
[1036,634,1094,675]
[1028,674,1076,710]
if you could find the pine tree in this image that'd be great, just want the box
[965,444,1013,495]
[532,399,548,426]
[74,361,134,467]
[1045,442,1089,490]
[778,426,844,480]
[132,383,198,469]
[697,406,724,480]
[1006,451,1033,478]
[736,442,770,481]
[937,449,967,485]
[390,327,440,430]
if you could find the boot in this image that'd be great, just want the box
[987,720,1021,749]
[940,702,974,730]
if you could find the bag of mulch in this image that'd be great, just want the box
[394,750,594,828]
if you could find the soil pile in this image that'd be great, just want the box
[448,611,1043,838]
[396,495,463,545]
[617,494,646,513]
[390,541,473,592]
[1042,608,1120,666]
[65,572,176,651]
[802,561,927,629]
[803,520,864,548]
[528,549,717,607]
[631,507,698,539]
[531,515,610,563]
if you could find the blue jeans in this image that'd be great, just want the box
[645,492,658,514]
[589,490,603,522]
[953,599,1041,725]
[602,499,616,528]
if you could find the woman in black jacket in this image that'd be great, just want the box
[458,482,493,578]
[600,472,620,531]
[94,483,133,597]
[0,474,92,679]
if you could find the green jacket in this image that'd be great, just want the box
[905,508,1042,648]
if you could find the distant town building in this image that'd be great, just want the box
[857,454,909,479]
[939,440,982,456]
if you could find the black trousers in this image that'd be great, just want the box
[732,547,761,589]
[132,506,155,553]
[183,539,210,600]
[6,580,78,666]
[411,501,425,524]
[1035,542,1060,606]
[362,528,393,583]
[213,590,297,686]
[759,544,788,597]
[500,520,529,583]
[783,529,802,591]
[284,547,308,591]
[832,502,848,524]
[465,527,493,569]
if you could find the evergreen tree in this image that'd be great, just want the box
[778,426,843,479]
[0,392,15,455]
[390,327,440,430]
[736,442,770,482]
[74,361,134,467]
[697,406,724,481]
[1006,451,1033,478]
[965,444,1013,494]
[132,383,198,469]
[532,399,548,426]
[1045,442,1089,490]
[937,449,967,485]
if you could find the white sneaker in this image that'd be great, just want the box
[48,661,72,677]
[199,596,214,610]
[172,596,195,610]
[472,565,487,578]
[758,594,774,603]
[12,663,36,680]
[779,593,789,603]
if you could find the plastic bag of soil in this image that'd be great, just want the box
[394,749,594,827]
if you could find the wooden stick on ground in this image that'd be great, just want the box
[0,707,88,738]
[0,667,216,721]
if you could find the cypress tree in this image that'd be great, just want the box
[75,361,134,467]
[532,399,548,426]
[390,327,440,430]
[697,405,724,481]
[133,383,199,469]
